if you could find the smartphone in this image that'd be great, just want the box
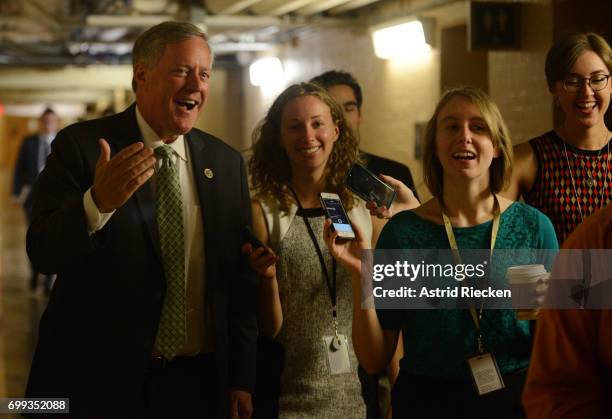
[242,226,269,254]
[344,163,396,208]
[319,192,356,240]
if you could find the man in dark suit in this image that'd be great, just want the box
[12,107,58,293]
[25,21,257,418]
[310,70,420,201]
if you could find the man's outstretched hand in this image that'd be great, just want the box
[91,139,156,213]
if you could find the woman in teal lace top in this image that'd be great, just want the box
[325,87,558,418]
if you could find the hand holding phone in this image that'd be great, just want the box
[344,163,396,209]
[322,218,368,277]
[319,192,355,240]
[242,226,277,279]
[242,225,271,255]
[367,173,420,219]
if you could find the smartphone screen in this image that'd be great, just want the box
[320,193,355,240]
[344,163,396,208]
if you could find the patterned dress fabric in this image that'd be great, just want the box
[525,131,611,243]
[275,208,365,418]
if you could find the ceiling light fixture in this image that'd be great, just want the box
[371,18,434,60]
[249,57,285,87]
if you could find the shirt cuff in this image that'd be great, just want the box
[83,188,115,235]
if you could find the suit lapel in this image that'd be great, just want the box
[111,105,162,260]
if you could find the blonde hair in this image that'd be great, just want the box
[249,83,360,213]
[422,87,513,198]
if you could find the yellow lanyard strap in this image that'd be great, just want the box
[440,194,500,331]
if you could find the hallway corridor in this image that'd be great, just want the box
[0,169,48,405]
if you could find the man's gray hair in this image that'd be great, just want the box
[131,21,213,91]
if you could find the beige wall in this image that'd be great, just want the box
[0,117,30,173]
[0,65,237,171]
[488,0,553,145]
[242,0,554,200]
[195,66,245,149]
[243,25,441,199]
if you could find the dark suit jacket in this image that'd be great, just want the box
[25,105,258,417]
[13,133,47,218]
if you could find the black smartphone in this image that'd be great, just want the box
[319,192,356,240]
[242,226,269,254]
[344,163,396,208]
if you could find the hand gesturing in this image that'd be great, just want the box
[91,139,156,212]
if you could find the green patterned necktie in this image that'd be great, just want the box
[153,144,186,360]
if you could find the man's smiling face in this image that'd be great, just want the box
[135,36,212,141]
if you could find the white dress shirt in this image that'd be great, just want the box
[38,133,55,173]
[83,106,212,355]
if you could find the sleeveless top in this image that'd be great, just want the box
[258,198,372,417]
[525,131,612,243]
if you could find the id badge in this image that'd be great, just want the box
[323,334,351,375]
[466,352,505,396]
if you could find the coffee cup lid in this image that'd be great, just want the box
[506,264,547,283]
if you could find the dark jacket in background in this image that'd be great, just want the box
[13,133,48,218]
[362,151,419,201]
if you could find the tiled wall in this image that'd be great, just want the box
[489,0,553,145]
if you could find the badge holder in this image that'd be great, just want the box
[323,336,351,376]
[323,317,351,375]
[466,351,505,396]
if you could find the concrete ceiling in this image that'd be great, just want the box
[0,0,384,66]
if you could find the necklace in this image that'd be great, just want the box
[563,138,611,221]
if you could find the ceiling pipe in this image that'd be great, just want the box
[85,14,173,27]
[212,42,274,53]
[86,13,348,29]
[328,0,381,15]
[250,0,316,16]
[0,90,112,105]
[205,0,264,15]
[86,14,283,28]
[295,0,353,15]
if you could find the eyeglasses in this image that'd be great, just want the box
[562,74,610,92]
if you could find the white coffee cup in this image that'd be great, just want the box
[506,264,550,320]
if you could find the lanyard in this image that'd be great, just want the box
[289,187,339,335]
[440,194,500,353]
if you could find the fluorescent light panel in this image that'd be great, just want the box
[372,19,431,60]
[249,57,285,87]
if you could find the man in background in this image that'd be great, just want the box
[12,107,58,294]
[310,70,419,201]
[25,21,256,418]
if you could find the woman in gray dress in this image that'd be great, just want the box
[246,83,383,418]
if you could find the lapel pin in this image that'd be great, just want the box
[204,168,214,179]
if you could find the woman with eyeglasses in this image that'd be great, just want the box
[324,87,558,418]
[505,32,612,243]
